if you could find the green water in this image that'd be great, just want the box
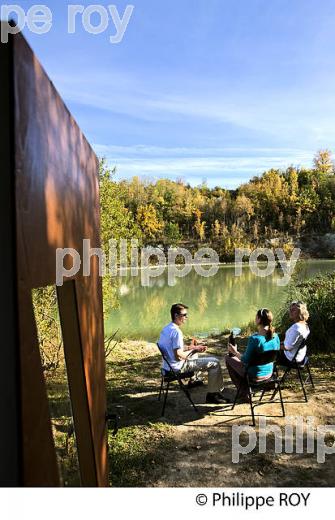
[105,260,335,341]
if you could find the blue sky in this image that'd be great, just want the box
[14,0,335,187]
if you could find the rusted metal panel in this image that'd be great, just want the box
[18,286,60,486]
[57,281,99,486]
[11,32,107,486]
[74,267,108,486]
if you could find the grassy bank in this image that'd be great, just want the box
[105,340,176,486]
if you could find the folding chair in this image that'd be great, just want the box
[157,343,198,416]
[274,339,315,402]
[232,349,285,426]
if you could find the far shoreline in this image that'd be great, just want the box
[115,257,335,272]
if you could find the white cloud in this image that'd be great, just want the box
[53,70,335,141]
[94,143,313,159]
[94,143,315,188]
[51,70,335,188]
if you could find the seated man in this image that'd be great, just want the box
[158,302,227,404]
[277,300,310,365]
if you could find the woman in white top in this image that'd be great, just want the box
[278,301,310,365]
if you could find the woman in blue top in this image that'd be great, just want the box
[225,308,280,402]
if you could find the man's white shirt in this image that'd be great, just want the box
[158,322,184,371]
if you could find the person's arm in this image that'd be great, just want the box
[186,345,207,354]
[175,348,189,361]
[184,344,206,352]
[283,327,301,351]
[176,344,207,359]
[170,329,190,361]
[228,343,241,359]
[184,338,207,353]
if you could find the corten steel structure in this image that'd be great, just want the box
[0,28,108,486]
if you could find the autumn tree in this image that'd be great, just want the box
[232,194,254,228]
[313,150,334,176]
[136,203,163,240]
[211,219,221,240]
[99,148,335,258]
[193,209,206,241]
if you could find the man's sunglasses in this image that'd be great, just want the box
[178,313,188,317]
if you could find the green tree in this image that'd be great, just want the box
[99,159,141,251]
[163,222,182,244]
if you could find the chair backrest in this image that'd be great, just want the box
[290,337,308,363]
[248,349,279,367]
[157,343,178,376]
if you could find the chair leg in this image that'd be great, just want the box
[161,381,170,416]
[277,381,285,417]
[270,387,278,400]
[182,387,198,413]
[271,367,290,400]
[248,387,256,427]
[259,389,266,402]
[232,381,242,410]
[178,380,198,413]
[279,367,291,387]
[158,377,164,401]
[297,367,308,402]
[306,363,315,389]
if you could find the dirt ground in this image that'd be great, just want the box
[107,339,335,487]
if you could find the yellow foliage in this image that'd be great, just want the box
[136,204,163,239]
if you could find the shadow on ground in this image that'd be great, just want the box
[105,340,335,487]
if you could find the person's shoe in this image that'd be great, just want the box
[206,392,230,404]
[188,379,204,389]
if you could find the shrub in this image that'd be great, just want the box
[276,272,335,352]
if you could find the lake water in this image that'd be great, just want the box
[105,260,335,341]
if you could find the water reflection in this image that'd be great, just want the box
[105,260,335,341]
